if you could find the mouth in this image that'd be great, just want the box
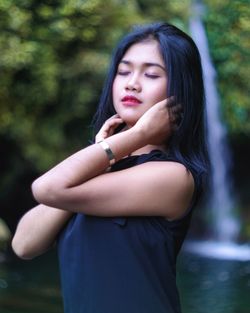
[121,95,142,106]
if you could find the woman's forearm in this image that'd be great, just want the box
[31,127,145,205]
[12,204,73,259]
[31,99,171,209]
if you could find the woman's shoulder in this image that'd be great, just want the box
[137,149,205,218]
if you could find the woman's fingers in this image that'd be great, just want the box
[166,98,183,127]
[95,115,124,143]
[151,98,181,132]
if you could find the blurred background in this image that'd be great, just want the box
[0,0,249,312]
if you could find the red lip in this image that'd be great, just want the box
[121,95,142,106]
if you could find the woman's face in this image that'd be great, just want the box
[112,40,167,127]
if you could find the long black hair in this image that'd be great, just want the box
[92,22,209,175]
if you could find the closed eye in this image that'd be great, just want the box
[117,71,130,76]
[145,73,160,79]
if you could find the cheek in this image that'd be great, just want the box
[149,83,167,103]
[112,79,120,103]
[112,82,121,114]
[158,79,168,99]
[112,81,116,99]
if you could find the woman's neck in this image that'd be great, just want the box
[119,124,168,156]
[130,144,168,156]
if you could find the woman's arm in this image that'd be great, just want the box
[31,99,193,219]
[12,204,73,259]
[32,99,170,200]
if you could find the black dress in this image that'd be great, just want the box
[58,150,202,313]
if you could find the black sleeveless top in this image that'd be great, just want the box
[58,150,203,313]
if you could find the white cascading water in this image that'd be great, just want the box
[189,2,239,242]
[186,2,250,261]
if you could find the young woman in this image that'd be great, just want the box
[12,23,209,313]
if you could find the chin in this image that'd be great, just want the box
[121,116,138,128]
[114,107,143,127]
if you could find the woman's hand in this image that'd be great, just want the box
[133,97,182,145]
[95,114,124,143]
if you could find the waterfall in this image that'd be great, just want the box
[185,2,250,261]
[188,2,240,242]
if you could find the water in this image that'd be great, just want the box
[0,251,249,313]
[0,251,63,313]
[177,250,250,313]
[189,2,240,241]
[186,240,250,262]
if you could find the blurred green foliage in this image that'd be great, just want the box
[0,0,190,172]
[204,0,250,134]
[0,0,249,235]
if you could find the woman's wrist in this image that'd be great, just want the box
[97,140,116,167]
[103,126,147,162]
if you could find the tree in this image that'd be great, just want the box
[204,0,250,135]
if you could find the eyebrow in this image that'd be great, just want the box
[120,60,166,71]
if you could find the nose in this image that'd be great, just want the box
[125,73,142,92]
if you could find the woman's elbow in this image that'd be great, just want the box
[31,179,46,203]
[31,179,57,207]
[31,179,77,212]
[11,236,35,260]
